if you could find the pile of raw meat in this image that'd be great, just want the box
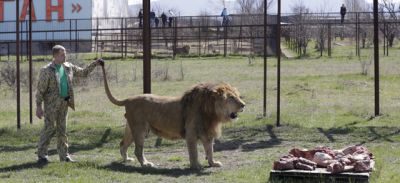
[273,145,374,173]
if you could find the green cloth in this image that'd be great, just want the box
[55,64,69,98]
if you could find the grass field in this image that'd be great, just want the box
[0,43,400,182]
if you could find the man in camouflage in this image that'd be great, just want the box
[36,45,103,163]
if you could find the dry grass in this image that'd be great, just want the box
[0,54,399,182]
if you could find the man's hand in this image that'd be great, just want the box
[36,106,44,119]
[96,58,104,67]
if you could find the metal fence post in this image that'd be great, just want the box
[357,13,360,58]
[121,18,124,58]
[125,18,128,58]
[263,0,268,117]
[95,18,99,57]
[355,13,358,57]
[386,23,389,56]
[75,19,78,53]
[328,23,331,57]
[198,26,201,56]
[143,0,151,94]
[373,0,380,116]
[16,0,21,129]
[173,17,177,60]
[239,14,243,55]
[69,19,72,51]
[277,0,281,126]
[223,23,227,57]
[29,0,33,124]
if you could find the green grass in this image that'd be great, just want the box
[0,51,399,182]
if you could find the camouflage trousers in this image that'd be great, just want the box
[37,97,69,161]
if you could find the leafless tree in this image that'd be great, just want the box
[378,0,399,48]
[220,0,227,8]
[234,0,274,55]
[0,62,16,89]
[290,0,312,56]
[315,18,328,57]
[343,0,372,49]
[345,0,369,14]
[236,0,273,14]
[151,5,181,51]
[314,0,331,57]
[0,62,37,91]
[198,10,212,54]
[236,0,256,14]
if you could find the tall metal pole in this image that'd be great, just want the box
[16,0,21,129]
[355,13,359,57]
[276,0,281,126]
[121,18,124,59]
[143,0,151,94]
[383,23,386,56]
[386,24,389,56]
[357,13,360,58]
[173,17,177,60]
[224,23,227,57]
[263,0,267,117]
[29,0,33,124]
[75,19,78,52]
[328,23,331,57]
[373,0,380,116]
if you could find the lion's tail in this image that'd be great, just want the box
[101,65,125,106]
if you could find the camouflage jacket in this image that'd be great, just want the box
[36,61,98,110]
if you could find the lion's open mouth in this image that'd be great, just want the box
[230,112,238,119]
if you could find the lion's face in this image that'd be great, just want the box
[214,85,246,122]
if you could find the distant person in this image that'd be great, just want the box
[168,17,173,27]
[168,10,175,27]
[340,4,347,24]
[155,17,160,28]
[138,9,143,28]
[161,12,167,27]
[150,10,156,27]
[221,7,229,26]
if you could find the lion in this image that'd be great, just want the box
[175,45,190,55]
[100,64,245,169]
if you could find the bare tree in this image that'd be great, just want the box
[344,0,368,13]
[198,10,212,54]
[290,0,312,56]
[220,0,227,8]
[236,0,273,14]
[314,0,331,57]
[208,0,229,13]
[343,0,372,50]
[0,62,37,91]
[234,0,274,55]
[315,18,328,57]
[236,0,257,14]
[379,0,399,48]
[151,2,164,16]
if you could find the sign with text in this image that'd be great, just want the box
[0,0,92,41]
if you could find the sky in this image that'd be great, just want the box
[128,0,400,16]
[128,0,343,15]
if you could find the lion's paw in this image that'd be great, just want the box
[123,157,135,162]
[209,161,223,167]
[142,161,155,168]
[190,163,203,170]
